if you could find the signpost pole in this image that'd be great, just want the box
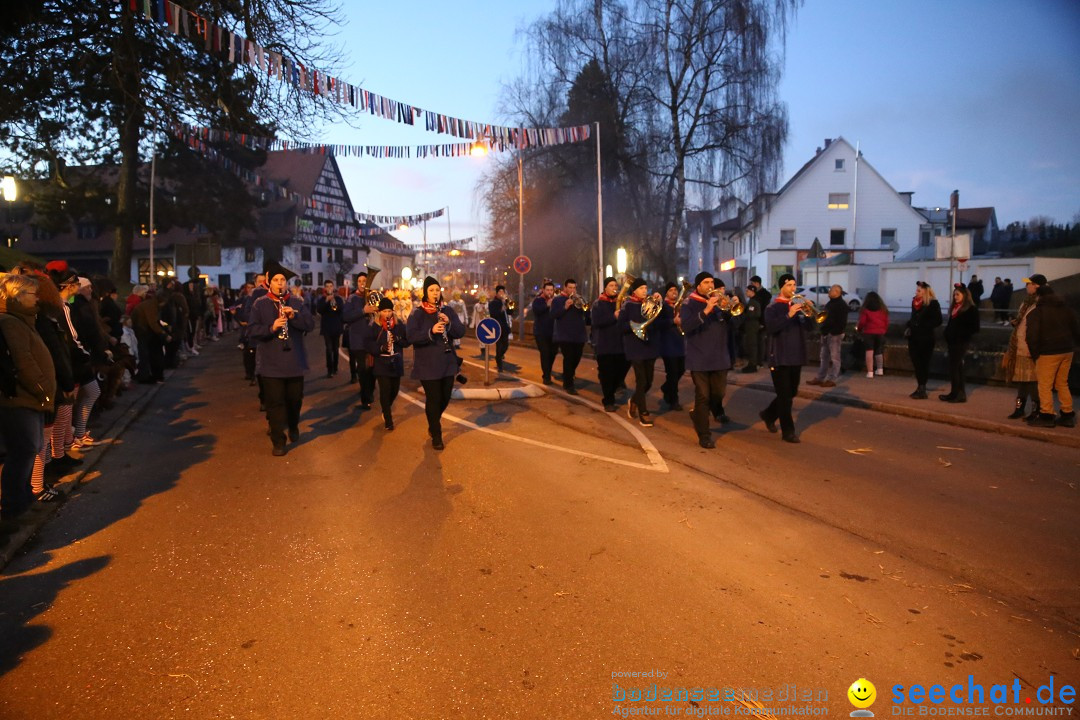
[485,344,490,386]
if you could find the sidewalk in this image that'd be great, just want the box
[724,365,1080,449]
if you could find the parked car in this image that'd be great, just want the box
[795,285,862,311]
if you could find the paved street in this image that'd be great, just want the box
[1,332,1077,718]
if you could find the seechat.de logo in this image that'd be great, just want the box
[848,678,878,717]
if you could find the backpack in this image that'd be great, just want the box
[0,324,19,398]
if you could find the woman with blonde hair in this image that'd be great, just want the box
[905,281,941,399]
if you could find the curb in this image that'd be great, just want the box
[0,369,170,570]
[726,376,1080,450]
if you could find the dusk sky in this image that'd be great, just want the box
[320,0,1080,252]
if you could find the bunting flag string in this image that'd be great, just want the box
[132,1,592,149]
[178,124,536,157]
[354,208,445,226]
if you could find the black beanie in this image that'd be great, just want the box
[422,276,440,297]
[378,297,394,311]
[628,278,647,293]
[693,271,713,287]
[604,276,617,287]
[663,282,678,294]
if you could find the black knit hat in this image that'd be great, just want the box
[604,276,617,287]
[693,271,713,288]
[378,297,394,311]
[422,276,440,297]
[263,261,296,282]
[663,282,678,294]
[628,277,647,293]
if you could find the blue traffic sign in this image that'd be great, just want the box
[476,317,502,345]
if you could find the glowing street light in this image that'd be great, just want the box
[605,264,613,278]
[616,247,627,274]
[470,137,489,157]
[401,266,413,283]
[1,176,17,202]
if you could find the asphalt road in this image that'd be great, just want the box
[0,333,1077,718]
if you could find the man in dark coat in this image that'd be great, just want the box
[618,278,664,427]
[551,278,588,394]
[680,272,734,448]
[590,277,625,411]
[531,280,557,385]
[1025,279,1080,428]
[740,285,764,373]
[488,285,513,372]
[967,275,984,309]
[658,282,686,410]
[807,284,850,387]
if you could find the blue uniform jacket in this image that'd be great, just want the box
[489,298,513,334]
[656,303,685,358]
[249,294,315,377]
[343,293,376,349]
[406,305,466,381]
[551,294,588,344]
[316,293,345,337]
[618,299,661,361]
[531,296,554,339]
[362,318,409,377]
[764,299,808,367]
[680,295,732,372]
[590,298,622,356]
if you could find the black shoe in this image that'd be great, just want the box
[669,401,683,411]
[948,394,967,404]
[1007,407,1025,419]
[698,435,716,449]
[432,436,445,450]
[938,394,955,402]
[359,402,372,411]
[384,418,394,431]
[638,412,654,427]
[272,445,287,457]
[456,374,468,385]
[566,387,578,395]
[326,372,333,379]
[1029,413,1056,428]
[604,403,617,412]
[782,433,801,444]
[717,413,731,425]
[542,377,553,386]
[740,366,757,374]
[759,410,777,433]
[288,426,299,443]
[1056,411,1076,428]
[349,376,358,384]
[910,388,928,399]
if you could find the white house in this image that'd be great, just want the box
[717,137,928,295]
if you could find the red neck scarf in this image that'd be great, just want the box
[689,292,710,303]
[664,298,677,307]
[597,293,615,303]
[625,296,643,304]
[267,288,287,304]
[421,301,440,314]
[912,296,924,311]
[951,303,962,318]
[353,287,367,297]
[380,315,396,332]
[775,296,792,305]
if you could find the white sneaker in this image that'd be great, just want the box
[875,369,883,376]
[866,372,874,378]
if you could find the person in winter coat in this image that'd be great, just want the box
[590,277,625,411]
[855,292,889,378]
[316,279,344,378]
[406,277,466,451]
[905,281,942,399]
[680,272,734,449]
[0,274,57,522]
[364,297,410,431]
[1002,275,1041,419]
[618,278,662,427]
[759,274,809,443]
[1025,280,1080,428]
[808,284,851,388]
[939,284,980,403]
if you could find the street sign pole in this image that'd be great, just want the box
[485,344,490,386]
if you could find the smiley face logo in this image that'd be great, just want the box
[847,678,877,709]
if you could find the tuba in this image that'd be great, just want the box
[630,293,663,341]
[614,273,637,314]
[673,280,693,335]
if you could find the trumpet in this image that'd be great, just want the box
[791,294,827,324]
[708,289,744,316]
[570,293,588,311]
[507,298,517,313]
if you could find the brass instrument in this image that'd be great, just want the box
[630,293,664,341]
[364,266,381,290]
[570,293,587,311]
[614,273,637,314]
[507,299,517,313]
[707,288,744,316]
[791,294,826,324]
[367,290,383,307]
[673,280,693,335]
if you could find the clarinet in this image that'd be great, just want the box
[437,299,452,353]
[278,299,292,352]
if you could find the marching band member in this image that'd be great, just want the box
[365,297,409,431]
[618,278,661,427]
[488,285,514,372]
[248,262,314,456]
[680,272,733,449]
[531,280,557,385]
[551,278,587,395]
[407,277,465,451]
[343,272,378,409]
[658,282,685,410]
[316,279,344,378]
[760,273,808,443]
[590,276,624,412]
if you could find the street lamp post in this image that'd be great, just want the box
[517,151,525,340]
[595,121,604,298]
[148,154,156,285]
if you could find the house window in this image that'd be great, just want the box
[920,229,931,247]
[827,193,850,209]
[301,272,313,286]
[780,229,795,246]
[830,229,846,246]
[835,159,845,171]
[300,246,311,261]
[317,272,324,285]
[316,247,323,262]
[334,248,343,262]
[245,247,256,263]
[880,229,896,247]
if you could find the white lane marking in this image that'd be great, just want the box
[337,348,667,472]
[459,357,669,473]
[396,390,664,472]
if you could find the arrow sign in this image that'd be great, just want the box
[477,317,502,345]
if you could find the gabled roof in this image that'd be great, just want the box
[260,151,330,197]
[954,207,996,229]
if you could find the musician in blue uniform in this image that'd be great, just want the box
[343,273,378,409]
[407,277,466,450]
[531,280,557,385]
[316,279,344,378]
[248,262,315,456]
[364,297,409,431]
[590,277,624,412]
[658,282,686,410]
[618,278,662,427]
[551,278,587,395]
[680,272,733,449]
[488,285,514,372]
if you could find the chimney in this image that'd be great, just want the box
[823,138,832,149]
[899,192,914,206]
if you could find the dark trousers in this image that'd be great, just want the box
[947,342,969,397]
[495,334,509,370]
[907,336,934,387]
[559,342,584,389]
[350,349,375,403]
[261,376,304,448]
[0,407,44,519]
[763,364,801,437]
[242,346,256,381]
[421,376,455,439]
[136,331,165,382]
[630,358,656,414]
[377,375,401,421]
[347,343,360,380]
[535,335,556,381]
[661,355,685,403]
[323,333,341,374]
[690,370,728,436]
[743,330,762,369]
[597,353,625,405]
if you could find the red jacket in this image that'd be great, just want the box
[857,307,888,335]
[125,293,144,316]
